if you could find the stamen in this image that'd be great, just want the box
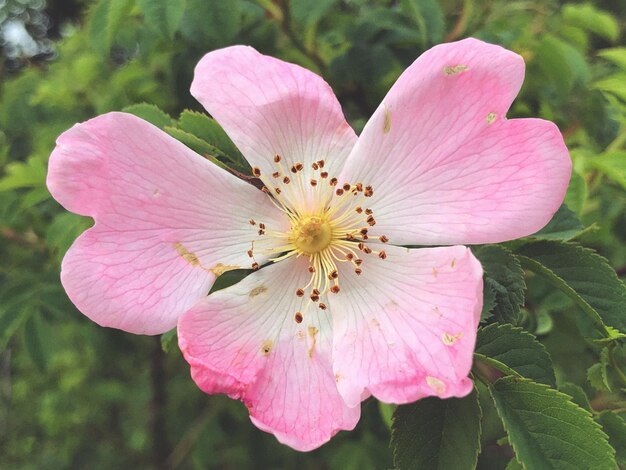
[252,167,262,177]
[379,235,389,243]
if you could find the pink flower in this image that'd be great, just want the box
[47,38,571,451]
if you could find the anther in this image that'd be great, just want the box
[310,179,318,187]
[272,171,280,178]
[312,288,320,296]
[345,233,355,240]
[262,186,270,193]
[308,266,315,273]
[367,216,376,226]
[378,250,387,260]
[336,188,344,196]
[259,223,266,230]
[355,259,363,266]
[346,253,354,260]
[360,228,368,235]
[312,162,319,170]
[355,206,363,213]
[379,235,389,243]
[291,165,298,173]
[342,183,351,192]
[330,285,340,294]
[258,229,265,236]
[365,208,373,215]
[249,219,256,225]
[295,312,303,323]
[320,171,328,179]
[328,270,338,280]
[252,167,262,177]
[274,154,281,163]
[295,163,304,172]
[358,242,365,251]
[310,294,320,302]
[252,262,259,270]
[317,160,325,168]
[296,288,305,297]
[355,182,363,192]
[283,176,291,184]
[247,250,253,257]
[355,268,362,275]
[318,303,327,310]
[363,246,372,254]
[275,187,282,194]
[364,185,374,197]
[329,178,338,186]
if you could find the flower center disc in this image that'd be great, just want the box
[292,216,332,255]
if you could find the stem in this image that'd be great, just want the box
[150,337,168,470]
[608,343,626,387]
[444,0,474,42]
[259,0,326,72]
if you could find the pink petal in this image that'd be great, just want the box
[191,46,357,187]
[47,112,288,334]
[330,245,483,407]
[340,38,571,245]
[178,256,360,451]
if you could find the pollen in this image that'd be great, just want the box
[244,156,384,315]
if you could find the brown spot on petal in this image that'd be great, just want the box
[308,326,319,358]
[210,263,240,277]
[444,64,468,75]
[487,112,497,124]
[249,286,268,297]
[426,376,446,395]
[261,340,273,356]
[174,243,199,266]
[451,258,457,268]
[383,106,391,134]
[442,332,463,346]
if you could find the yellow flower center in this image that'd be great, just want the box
[245,154,389,323]
[291,215,332,255]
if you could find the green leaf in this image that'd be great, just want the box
[474,246,526,324]
[475,323,556,387]
[290,0,339,25]
[23,314,53,372]
[559,382,592,412]
[0,157,46,191]
[163,127,230,171]
[531,204,583,240]
[562,4,620,42]
[401,0,444,45]
[598,47,626,70]
[593,73,626,102]
[391,389,481,470]
[138,0,186,39]
[516,241,626,333]
[595,411,626,466]
[160,328,177,353]
[180,0,240,46]
[585,151,626,191]
[587,347,611,391]
[378,402,395,430]
[564,168,587,215]
[122,103,174,129]
[175,110,248,171]
[535,35,590,99]
[489,377,615,470]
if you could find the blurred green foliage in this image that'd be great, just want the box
[1,0,625,468]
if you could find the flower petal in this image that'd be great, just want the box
[47,112,288,334]
[330,245,482,408]
[178,256,360,451]
[191,46,357,183]
[340,38,571,245]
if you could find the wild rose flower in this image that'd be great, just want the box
[47,38,571,451]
